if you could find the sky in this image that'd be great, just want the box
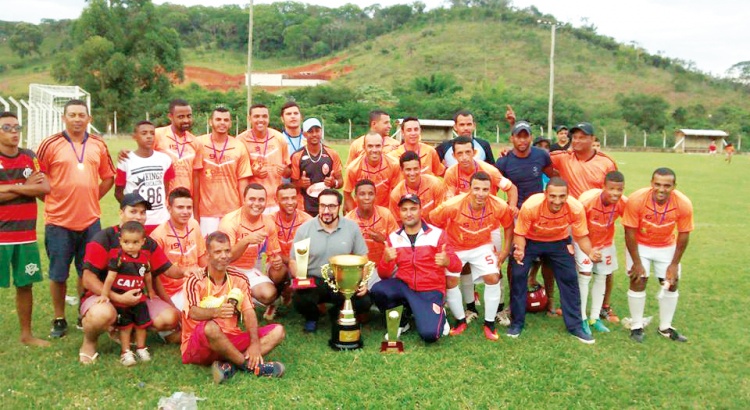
[2,0,746,76]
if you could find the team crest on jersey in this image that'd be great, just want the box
[23,167,33,178]
[25,263,40,276]
[532,166,539,177]
[139,265,146,276]
[322,163,330,176]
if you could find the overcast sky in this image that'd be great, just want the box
[2,0,745,76]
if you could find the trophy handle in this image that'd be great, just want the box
[362,261,376,288]
[320,264,339,293]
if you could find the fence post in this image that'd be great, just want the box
[643,130,647,147]
[496,125,500,144]
[624,131,628,148]
[663,131,667,148]
[114,111,118,135]
[739,135,742,151]
[602,128,607,147]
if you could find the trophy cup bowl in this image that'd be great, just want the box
[321,254,374,351]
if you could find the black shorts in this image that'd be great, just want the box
[116,301,152,330]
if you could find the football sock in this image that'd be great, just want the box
[590,274,607,321]
[578,274,592,319]
[466,302,478,314]
[627,290,647,329]
[484,320,495,332]
[483,283,501,323]
[446,286,465,321]
[460,275,474,307]
[658,290,679,330]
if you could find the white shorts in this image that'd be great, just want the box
[490,228,503,253]
[574,242,618,275]
[234,267,274,288]
[170,290,185,313]
[200,217,221,236]
[625,244,680,280]
[447,244,498,283]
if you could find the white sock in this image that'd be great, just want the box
[658,290,679,330]
[627,290,647,329]
[461,274,475,306]
[590,274,607,321]
[578,274,592,320]
[483,283,501,322]
[446,286,465,320]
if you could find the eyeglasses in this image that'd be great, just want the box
[0,124,22,132]
[319,203,339,210]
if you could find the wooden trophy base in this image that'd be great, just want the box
[291,277,316,289]
[380,341,404,354]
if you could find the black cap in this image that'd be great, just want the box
[397,193,421,207]
[120,193,152,210]
[569,122,594,136]
[511,121,532,136]
[533,137,551,146]
[555,125,568,133]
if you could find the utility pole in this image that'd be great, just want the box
[246,0,254,109]
[538,20,560,138]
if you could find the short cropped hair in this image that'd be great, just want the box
[399,151,420,167]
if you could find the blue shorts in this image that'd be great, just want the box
[45,220,101,283]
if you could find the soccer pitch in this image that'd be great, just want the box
[0,139,747,408]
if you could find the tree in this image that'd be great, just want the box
[9,23,44,58]
[727,61,750,85]
[616,93,670,132]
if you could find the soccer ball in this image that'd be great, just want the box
[526,284,548,313]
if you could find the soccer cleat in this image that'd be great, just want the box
[49,318,68,339]
[254,361,286,378]
[450,322,468,336]
[582,319,592,336]
[303,320,318,333]
[600,305,620,323]
[135,347,151,362]
[630,328,645,343]
[263,304,277,322]
[120,350,137,367]
[464,309,479,324]
[506,325,522,338]
[212,361,237,384]
[483,325,499,341]
[657,327,688,342]
[495,308,511,327]
[590,319,611,333]
[571,330,595,345]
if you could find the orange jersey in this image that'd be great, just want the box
[343,155,402,208]
[389,174,447,223]
[387,142,446,176]
[443,160,510,197]
[154,126,198,194]
[36,132,116,231]
[193,134,253,217]
[237,128,290,208]
[578,189,627,248]
[515,193,588,242]
[346,135,401,166]
[181,268,254,355]
[150,218,206,296]
[621,188,694,248]
[429,193,514,251]
[273,209,313,258]
[345,206,399,264]
[550,150,617,198]
[218,209,281,270]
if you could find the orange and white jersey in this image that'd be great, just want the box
[343,154,402,209]
[150,218,206,297]
[193,134,253,217]
[622,187,693,248]
[154,126,198,194]
[429,193,513,251]
[272,209,313,259]
[550,150,617,199]
[346,134,401,166]
[578,188,627,249]
[236,128,290,208]
[218,208,281,270]
[387,142,446,176]
[345,206,398,264]
[389,174,447,224]
[515,193,588,242]
[443,160,511,197]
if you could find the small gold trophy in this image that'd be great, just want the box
[321,255,374,351]
[381,306,405,353]
[292,238,315,289]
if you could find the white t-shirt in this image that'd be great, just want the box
[115,151,175,226]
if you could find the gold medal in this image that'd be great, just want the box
[77,163,84,171]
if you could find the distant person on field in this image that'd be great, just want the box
[36,99,116,339]
[346,109,400,167]
[550,125,570,151]
[592,136,601,151]
[436,109,496,167]
[708,140,717,155]
[724,142,734,163]
[0,111,51,347]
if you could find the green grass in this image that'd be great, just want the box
[0,139,748,408]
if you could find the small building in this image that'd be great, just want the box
[674,129,728,153]
[392,119,455,146]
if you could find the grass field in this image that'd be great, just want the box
[0,139,748,408]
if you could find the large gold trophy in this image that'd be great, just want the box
[321,255,374,351]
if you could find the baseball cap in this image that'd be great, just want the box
[569,122,594,136]
[512,121,532,136]
[302,118,322,132]
[533,137,551,146]
[555,125,568,133]
[120,193,152,210]
[397,193,421,207]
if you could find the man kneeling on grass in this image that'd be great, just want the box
[182,231,286,384]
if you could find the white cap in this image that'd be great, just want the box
[302,118,322,132]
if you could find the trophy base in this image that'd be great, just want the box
[329,322,363,351]
[291,278,316,289]
[380,341,404,354]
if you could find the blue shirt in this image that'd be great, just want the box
[495,147,551,206]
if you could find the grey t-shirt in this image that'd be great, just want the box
[290,217,368,278]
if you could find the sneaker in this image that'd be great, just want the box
[657,327,688,342]
[621,316,653,330]
[263,304,277,322]
[571,330,595,345]
[254,361,285,378]
[212,361,237,384]
[600,305,620,323]
[495,308,511,327]
[135,347,151,362]
[630,327,645,343]
[49,318,68,339]
[590,319,610,333]
[464,309,479,324]
[483,325,499,341]
[582,319,592,336]
[506,325,522,338]
[303,320,317,333]
[384,323,411,341]
[443,320,451,336]
[450,322,467,336]
[120,350,137,367]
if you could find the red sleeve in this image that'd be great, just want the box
[115,169,127,187]
[439,231,463,273]
[164,164,175,183]
[82,241,111,275]
[376,237,397,279]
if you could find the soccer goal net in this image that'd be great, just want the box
[26,84,93,149]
